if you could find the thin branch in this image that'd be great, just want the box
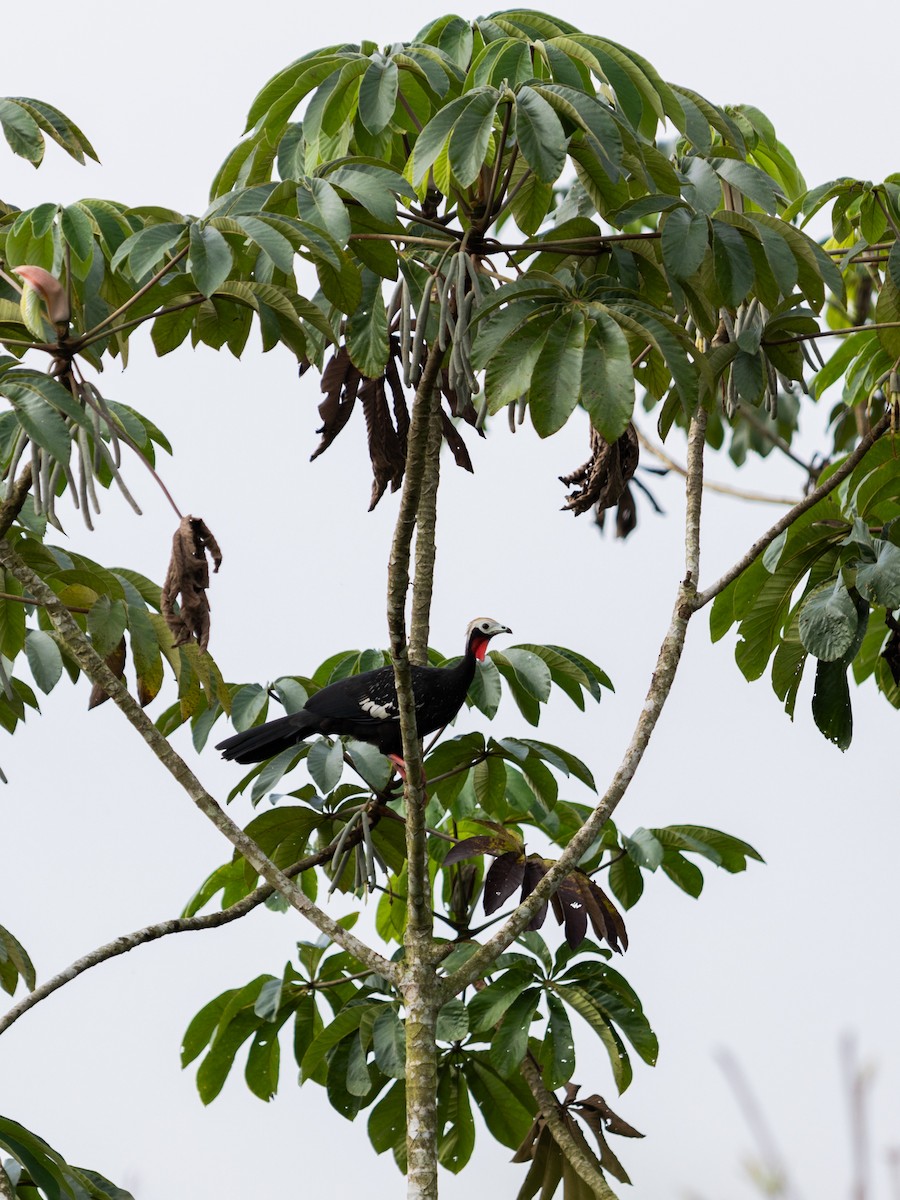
[520,1054,619,1200]
[694,411,892,609]
[735,402,817,477]
[440,407,709,998]
[76,245,190,344]
[75,297,204,351]
[0,538,399,984]
[764,321,900,346]
[635,427,797,506]
[0,811,387,1039]
[0,590,90,614]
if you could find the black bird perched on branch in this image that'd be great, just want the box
[216,617,511,772]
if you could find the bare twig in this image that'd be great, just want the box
[694,411,892,609]
[636,428,797,506]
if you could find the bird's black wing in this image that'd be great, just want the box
[304,666,400,727]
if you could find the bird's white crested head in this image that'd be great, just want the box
[466,617,512,661]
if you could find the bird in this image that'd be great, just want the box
[216,617,511,773]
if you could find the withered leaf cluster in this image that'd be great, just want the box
[513,1083,644,1195]
[560,423,641,538]
[310,342,478,511]
[445,837,627,953]
[161,516,222,653]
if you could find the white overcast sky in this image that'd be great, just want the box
[2,2,899,1199]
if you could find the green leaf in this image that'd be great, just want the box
[491,987,542,1076]
[87,595,128,658]
[660,849,704,897]
[499,648,552,702]
[368,1078,407,1164]
[0,99,43,163]
[712,220,754,307]
[189,223,233,297]
[711,158,779,213]
[297,177,352,245]
[464,1054,535,1149]
[856,539,900,609]
[609,853,643,909]
[623,827,664,870]
[4,385,72,463]
[230,683,268,731]
[812,658,853,750]
[515,86,567,183]
[0,923,36,993]
[542,992,575,1088]
[436,998,470,1042]
[345,268,390,377]
[798,578,860,662]
[300,1003,374,1081]
[660,207,708,280]
[110,222,186,277]
[581,309,635,441]
[308,737,344,793]
[553,982,632,1092]
[529,308,584,436]
[359,59,399,135]
[469,969,537,1031]
[24,628,62,694]
[372,1006,406,1078]
[449,89,500,188]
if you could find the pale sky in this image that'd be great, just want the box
[2,2,899,1198]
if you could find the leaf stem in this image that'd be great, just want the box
[76,245,189,344]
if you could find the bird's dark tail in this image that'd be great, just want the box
[215,711,318,764]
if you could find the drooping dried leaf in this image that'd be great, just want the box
[514,1082,637,1196]
[88,636,126,710]
[161,515,222,653]
[551,875,588,949]
[584,878,628,954]
[560,423,639,530]
[360,375,406,509]
[483,851,526,914]
[571,1092,644,1185]
[385,353,410,444]
[441,411,474,473]
[521,856,549,931]
[310,347,361,461]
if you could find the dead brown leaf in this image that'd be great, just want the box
[161,516,222,653]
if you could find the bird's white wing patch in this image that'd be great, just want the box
[359,695,397,721]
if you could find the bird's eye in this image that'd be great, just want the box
[481,621,490,630]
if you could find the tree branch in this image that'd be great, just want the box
[520,1054,619,1200]
[693,411,892,609]
[0,828,371,1040]
[635,427,797,506]
[0,538,399,984]
[440,407,709,998]
[409,396,443,665]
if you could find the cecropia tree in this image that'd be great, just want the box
[1,12,899,1200]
